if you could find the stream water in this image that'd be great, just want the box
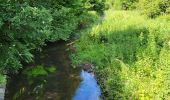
[73,70,101,100]
[4,41,101,100]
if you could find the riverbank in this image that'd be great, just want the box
[71,9,170,99]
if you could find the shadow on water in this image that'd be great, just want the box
[5,41,81,100]
[5,41,101,100]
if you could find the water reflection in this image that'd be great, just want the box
[12,65,56,100]
[5,41,80,100]
[73,70,101,100]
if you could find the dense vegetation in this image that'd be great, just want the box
[71,0,170,99]
[1,0,170,99]
[108,0,170,18]
[0,0,105,83]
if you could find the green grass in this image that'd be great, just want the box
[71,9,170,99]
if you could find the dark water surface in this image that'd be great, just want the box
[5,41,80,100]
[5,41,101,100]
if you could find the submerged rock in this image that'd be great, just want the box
[78,62,93,73]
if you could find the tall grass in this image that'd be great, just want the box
[71,10,170,99]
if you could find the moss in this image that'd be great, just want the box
[23,65,48,78]
[46,66,56,73]
[0,74,6,85]
[23,65,57,78]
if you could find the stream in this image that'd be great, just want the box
[4,41,101,100]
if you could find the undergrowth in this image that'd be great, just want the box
[71,10,170,99]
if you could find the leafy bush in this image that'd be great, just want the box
[109,0,170,17]
[121,0,139,10]
[0,0,105,74]
[108,0,138,10]
[138,0,170,18]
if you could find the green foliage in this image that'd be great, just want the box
[109,0,170,18]
[138,0,170,18]
[0,0,106,75]
[89,0,106,14]
[98,59,128,100]
[108,0,138,10]
[49,7,77,41]
[72,10,170,99]
[121,0,139,10]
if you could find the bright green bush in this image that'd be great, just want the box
[72,10,170,99]
[122,0,139,10]
[108,0,170,17]
[108,0,138,10]
[138,0,170,18]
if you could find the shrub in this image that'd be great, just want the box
[108,0,170,17]
[0,0,105,74]
[108,0,139,10]
[138,0,170,18]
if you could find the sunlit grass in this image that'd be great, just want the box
[72,9,170,99]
